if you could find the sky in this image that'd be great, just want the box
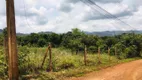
[0,0,142,33]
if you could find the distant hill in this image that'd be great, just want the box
[16,33,28,36]
[0,29,28,36]
[85,31,142,36]
[38,31,53,34]
[1,29,142,36]
[37,30,142,36]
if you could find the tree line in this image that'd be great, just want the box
[1,28,142,59]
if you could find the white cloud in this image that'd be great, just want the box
[0,0,142,33]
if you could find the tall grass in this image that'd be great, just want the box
[20,47,120,79]
[0,46,140,80]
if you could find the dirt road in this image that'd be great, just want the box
[70,60,142,80]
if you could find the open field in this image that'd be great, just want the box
[0,47,140,80]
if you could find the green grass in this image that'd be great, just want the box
[20,47,140,80]
[0,47,141,80]
[28,58,139,80]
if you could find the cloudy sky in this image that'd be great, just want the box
[0,0,142,33]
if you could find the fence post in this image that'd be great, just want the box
[115,47,119,62]
[84,45,87,66]
[48,43,52,72]
[98,47,101,63]
[115,47,117,57]
[108,47,110,61]
[41,46,49,68]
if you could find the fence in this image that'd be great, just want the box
[41,44,118,71]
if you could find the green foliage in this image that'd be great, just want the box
[18,46,30,75]
[37,39,46,47]
[88,46,97,53]
[17,33,62,47]
[72,28,84,36]
[37,72,57,80]
[1,28,142,79]
[81,35,98,47]
[16,29,142,59]
[0,46,140,79]
[55,55,80,70]
[124,45,137,58]
[0,48,7,77]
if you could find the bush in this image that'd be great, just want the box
[88,46,97,53]
[0,49,7,77]
[18,46,30,75]
[54,55,81,70]
[52,49,83,71]
[124,45,137,58]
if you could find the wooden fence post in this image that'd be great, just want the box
[115,47,117,57]
[48,43,52,72]
[108,47,110,61]
[98,47,101,63]
[41,46,49,68]
[115,47,119,62]
[84,45,87,66]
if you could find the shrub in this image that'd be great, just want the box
[18,46,30,75]
[54,55,80,70]
[124,45,137,58]
[52,49,83,71]
[0,49,7,77]
[88,46,98,53]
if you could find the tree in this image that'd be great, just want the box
[105,37,117,47]
[68,38,83,54]
[124,45,137,58]
[49,33,62,47]
[114,42,126,59]
[96,39,107,51]
[81,35,98,47]
[37,39,46,47]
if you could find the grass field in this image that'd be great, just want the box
[0,46,140,80]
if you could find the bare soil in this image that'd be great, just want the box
[69,60,142,80]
